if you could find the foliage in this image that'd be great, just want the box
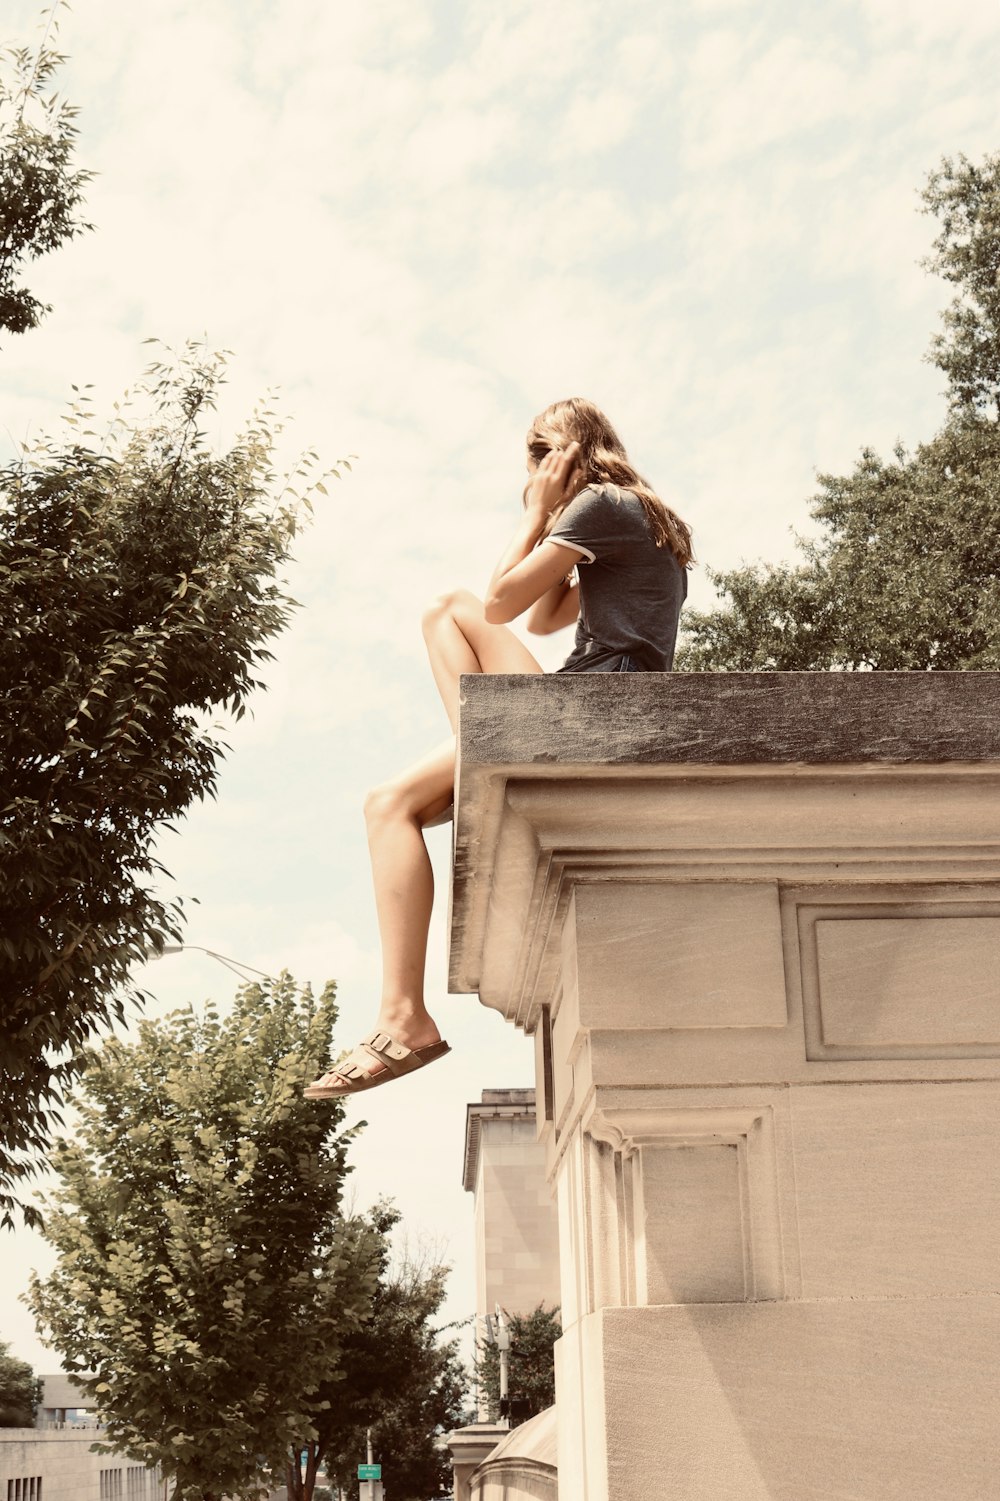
[28,975,379,1501]
[924,152,1000,417]
[0,342,339,1228]
[0,1340,41,1428]
[300,1213,470,1501]
[677,151,1000,673]
[0,3,93,334]
[476,1305,560,1426]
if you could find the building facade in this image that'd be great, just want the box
[1,1377,164,1501]
[463,1089,561,1355]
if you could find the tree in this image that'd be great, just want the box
[476,1305,560,1426]
[0,3,92,335]
[308,1218,470,1501]
[924,152,1000,418]
[677,151,1000,673]
[0,1341,41,1428]
[28,975,380,1501]
[1,342,338,1227]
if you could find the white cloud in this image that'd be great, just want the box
[857,0,1000,48]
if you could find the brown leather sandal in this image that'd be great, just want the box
[303,1029,451,1099]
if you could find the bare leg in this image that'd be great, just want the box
[363,736,455,1055]
[317,592,543,1088]
[422,587,544,731]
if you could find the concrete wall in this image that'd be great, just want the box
[0,1430,163,1501]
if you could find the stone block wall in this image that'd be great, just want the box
[450,672,1000,1501]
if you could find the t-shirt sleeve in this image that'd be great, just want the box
[545,485,619,565]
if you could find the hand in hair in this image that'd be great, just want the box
[525,441,585,526]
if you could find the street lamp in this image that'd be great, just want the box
[147,944,274,983]
[483,1305,512,1428]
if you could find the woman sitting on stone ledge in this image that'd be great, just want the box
[304,398,693,1099]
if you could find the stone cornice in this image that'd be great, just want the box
[449,673,1000,1024]
[462,1090,538,1193]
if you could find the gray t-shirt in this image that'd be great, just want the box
[546,483,687,672]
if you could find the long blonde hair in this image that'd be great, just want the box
[526,398,693,568]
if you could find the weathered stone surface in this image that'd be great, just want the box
[446,1424,512,1501]
[790,1080,1000,1298]
[639,1143,746,1303]
[459,671,1000,769]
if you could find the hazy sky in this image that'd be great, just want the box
[3,0,999,1373]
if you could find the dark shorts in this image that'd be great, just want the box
[558,651,643,674]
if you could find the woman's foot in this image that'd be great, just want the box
[355,1007,442,1081]
[305,1005,442,1095]
[304,1017,448,1099]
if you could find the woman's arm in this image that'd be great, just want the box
[526,574,580,635]
[484,444,586,625]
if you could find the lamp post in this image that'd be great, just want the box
[496,1306,511,1429]
[146,944,273,983]
[484,1306,512,1429]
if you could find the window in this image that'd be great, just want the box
[7,1481,43,1501]
[126,1467,147,1498]
[99,1470,123,1500]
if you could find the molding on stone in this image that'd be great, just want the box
[453,770,1000,1035]
[791,889,1000,1061]
[584,1099,790,1304]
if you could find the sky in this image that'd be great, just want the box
[3,0,1000,1376]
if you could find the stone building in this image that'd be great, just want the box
[450,1090,560,1500]
[463,1089,561,1372]
[448,671,1000,1501]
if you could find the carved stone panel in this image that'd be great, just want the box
[586,1100,791,1305]
[795,892,1000,1061]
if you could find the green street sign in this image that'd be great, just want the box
[358,1464,382,1480]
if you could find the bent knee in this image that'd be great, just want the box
[364,781,398,823]
[364,779,417,826]
[421,587,483,635]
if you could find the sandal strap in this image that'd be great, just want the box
[322,1031,419,1086]
[358,1030,420,1077]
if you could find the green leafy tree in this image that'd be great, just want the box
[309,1219,470,1501]
[28,975,379,1501]
[1,3,92,334]
[1,342,339,1227]
[678,151,1000,673]
[925,152,1000,417]
[0,1340,42,1427]
[476,1305,560,1426]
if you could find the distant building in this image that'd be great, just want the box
[35,1373,95,1428]
[448,1089,561,1501]
[0,1375,163,1501]
[463,1087,561,1352]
